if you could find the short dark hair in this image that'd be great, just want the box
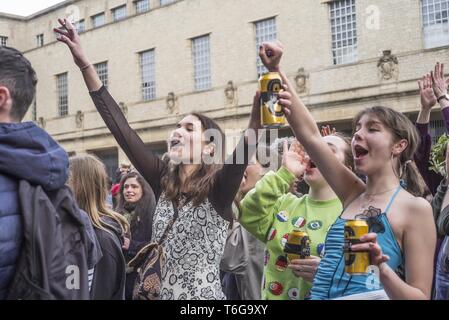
[0,46,37,121]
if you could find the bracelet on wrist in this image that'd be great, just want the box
[80,63,92,71]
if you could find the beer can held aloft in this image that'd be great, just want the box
[344,219,370,275]
[284,230,311,262]
[259,72,286,128]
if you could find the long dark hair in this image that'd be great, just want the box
[161,113,225,207]
[115,171,156,231]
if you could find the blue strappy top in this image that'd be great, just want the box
[310,186,404,300]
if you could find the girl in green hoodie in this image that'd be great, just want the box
[239,135,353,300]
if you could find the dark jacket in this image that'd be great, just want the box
[432,180,449,237]
[124,203,155,260]
[122,200,156,300]
[91,217,126,300]
[0,122,68,300]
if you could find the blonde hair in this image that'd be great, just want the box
[69,154,129,236]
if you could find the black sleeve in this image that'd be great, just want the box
[91,230,126,300]
[89,86,166,199]
[209,135,257,221]
[127,239,149,258]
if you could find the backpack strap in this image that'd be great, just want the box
[158,201,180,246]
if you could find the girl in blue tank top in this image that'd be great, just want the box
[258,42,436,299]
[311,186,404,299]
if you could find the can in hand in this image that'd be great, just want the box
[344,219,370,275]
[259,72,286,128]
[284,230,311,262]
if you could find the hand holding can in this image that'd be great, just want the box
[344,220,370,275]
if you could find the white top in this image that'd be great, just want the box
[333,289,389,300]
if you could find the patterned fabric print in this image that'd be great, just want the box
[238,169,342,300]
[152,193,229,300]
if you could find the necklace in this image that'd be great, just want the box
[359,185,399,212]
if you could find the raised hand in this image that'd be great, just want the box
[418,73,437,111]
[431,62,448,101]
[259,41,284,72]
[321,125,337,137]
[54,18,102,91]
[54,18,89,69]
[282,139,308,178]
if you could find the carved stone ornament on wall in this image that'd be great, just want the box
[37,117,46,129]
[294,68,309,94]
[224,80,237,106]
[75,110,84,129]
[377,50,399,81]
[166,92,179,114]
[119,102,128,118]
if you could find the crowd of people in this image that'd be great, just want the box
[0,17,449,300]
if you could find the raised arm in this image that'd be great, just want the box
[259,42,365,207]
[239,140,307,241]
[415,73,440,194]
[432,62,449,118]
[210,92,264,221]
[55,18,165,197]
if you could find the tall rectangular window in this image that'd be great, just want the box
[112,5,127,22]
[36,34,44,47]
[92,13,105,28]
[140,50,156,101]
[94,62,108,89]
[255,18,277,76]
[330,0,357,65]
[89,148,118,180]
[160,0,175,6]
[57,73,68,117]
[0,36,7,46]
[192,35,211,91]
[135,0,150,13]
[75,20,85,33]
[422,0,449,48]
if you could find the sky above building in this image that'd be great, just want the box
[0,0,66,16]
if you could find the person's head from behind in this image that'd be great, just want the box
[352,106,424,196]
[303,133,353,190]
[163,112,225,206]
[120,162,131,173]
[68,154,128,233]
[0,47,37,123]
